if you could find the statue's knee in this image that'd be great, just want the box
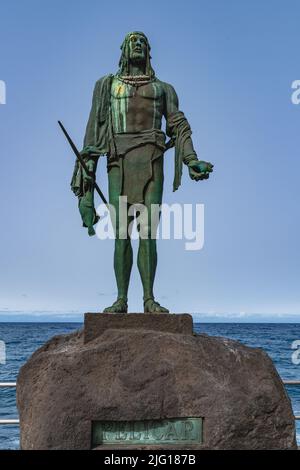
[115,224,129,240]
[139,223,152,239]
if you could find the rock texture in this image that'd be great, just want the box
[17,314,296,450]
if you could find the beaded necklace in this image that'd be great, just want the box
[116,74,155,87]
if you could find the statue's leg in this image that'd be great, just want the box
[103,166,133,313]
[137,156,169,313]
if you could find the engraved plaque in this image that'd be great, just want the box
[92,417,203,447]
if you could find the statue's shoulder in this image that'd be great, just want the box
[155,79,177,98]
[94,74,114,92]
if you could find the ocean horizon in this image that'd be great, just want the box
[1,311,300,323]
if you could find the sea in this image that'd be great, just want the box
[0,322,299,449]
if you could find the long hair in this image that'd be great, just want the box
[117,31,155,78]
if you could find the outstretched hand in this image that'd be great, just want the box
[188,160,214,181]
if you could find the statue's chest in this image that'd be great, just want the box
[111,81,164,103]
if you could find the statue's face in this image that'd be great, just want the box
[128,33,147,63]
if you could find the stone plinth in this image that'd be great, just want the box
[84,312,193,343]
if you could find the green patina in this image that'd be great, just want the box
[70,32,214,313]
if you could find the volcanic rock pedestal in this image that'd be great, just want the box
[17,313,296,450]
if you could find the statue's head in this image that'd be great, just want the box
[118,31,155,78]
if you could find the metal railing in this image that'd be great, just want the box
[282,381,300,420]
[0,382,18,424]
[0,381,300,424]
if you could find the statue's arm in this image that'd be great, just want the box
[71,78,106,195]
[82,78,106,151]
[163,82,197,163]
[163,82,213,183]
[80,79,103,176]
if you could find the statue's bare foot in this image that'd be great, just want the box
[103,298,128,313]
[144,298,169,313]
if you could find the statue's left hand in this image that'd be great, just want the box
[82,159,96,187]
[188,160,214,181]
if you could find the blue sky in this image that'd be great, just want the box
[0,0,300,320]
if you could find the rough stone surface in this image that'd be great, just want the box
[84,313,193,343]
[17,317,297,450]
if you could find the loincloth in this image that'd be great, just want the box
[108,129,166,204]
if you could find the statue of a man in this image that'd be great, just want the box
[71,31,213,313]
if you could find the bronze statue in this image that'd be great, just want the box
[70,31,213,313]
